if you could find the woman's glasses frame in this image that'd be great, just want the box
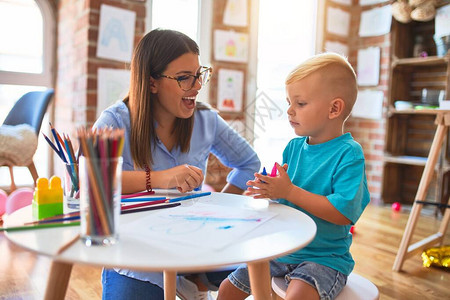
[159,66,212,91]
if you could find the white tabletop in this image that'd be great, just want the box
[4,192,317,273]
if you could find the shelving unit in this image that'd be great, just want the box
[382,18,450,208]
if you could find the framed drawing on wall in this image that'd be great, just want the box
[217,68,244,112]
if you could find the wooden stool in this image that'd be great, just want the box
[271,272,379,300]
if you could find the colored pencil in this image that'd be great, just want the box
[0,221,80,232]
[24,199,171,225]
[121,191,156,199]
[121,202,180,214]
[168,192,211,203]
[49,122,67,163]
[121,197,167,202]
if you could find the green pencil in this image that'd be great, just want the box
[0,221,80,232]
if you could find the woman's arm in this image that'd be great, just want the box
[122,164,204,194]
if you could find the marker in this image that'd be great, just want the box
[261,167,267,176]
[260,167,267,183]
[270,163,277,177]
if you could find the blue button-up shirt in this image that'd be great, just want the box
[94,101,260,191]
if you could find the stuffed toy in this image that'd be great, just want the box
[392,0,437,23]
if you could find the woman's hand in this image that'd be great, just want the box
[161,164,204,193]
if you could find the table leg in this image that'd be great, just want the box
[248,261,271,300]
[164,270,177,300]
[44,261,73,300]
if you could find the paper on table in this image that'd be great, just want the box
[120,202,277,251]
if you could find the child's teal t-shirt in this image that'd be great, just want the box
[276,133,370,275]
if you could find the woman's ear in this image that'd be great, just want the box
[149,77,158,94]
[329,98,345,119]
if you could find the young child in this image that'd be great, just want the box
[218,53,370,300]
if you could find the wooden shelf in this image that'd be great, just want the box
[392,55,448,67]
[388,108,450,115]
[383,17,450,205]
[383,155,427,166]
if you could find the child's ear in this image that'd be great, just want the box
[329,98,345,119]
[149,77,158,93]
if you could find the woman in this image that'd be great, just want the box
[94,29,260,299]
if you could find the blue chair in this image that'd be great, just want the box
[1,89,54,192]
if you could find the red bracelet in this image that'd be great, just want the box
[144,164,152,192]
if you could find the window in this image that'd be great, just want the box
[147,0,211,102]
[253,0,317,169]
[0,0,55,188]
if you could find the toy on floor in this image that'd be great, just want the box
[391,202,402,212]
[32,176,63,220]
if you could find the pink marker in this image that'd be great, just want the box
[270,163,277,177]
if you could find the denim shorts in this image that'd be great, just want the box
[228,261,347,300]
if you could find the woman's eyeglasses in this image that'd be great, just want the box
[159,66,212,91]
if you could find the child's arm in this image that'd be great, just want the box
[246,163,351,225]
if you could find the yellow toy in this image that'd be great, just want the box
[32,176,63,220]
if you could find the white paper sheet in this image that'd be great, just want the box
[97,4,136,63]
[217,69,244,112]
[97,68,130,117]
[352,90,384,119]
[120,202,277,251]
[324,41,349,56]
[223,0,248,27]
[327,7,350,37]
[357,47,380,86]
[214,30,249,63]
[435,4,450,39]
[359,5,392,37]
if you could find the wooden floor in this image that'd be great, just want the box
[0,204,448,299]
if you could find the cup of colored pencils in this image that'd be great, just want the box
[43,123,80,209]
[77,128,124,246]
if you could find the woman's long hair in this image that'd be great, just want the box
[126,29,200,169]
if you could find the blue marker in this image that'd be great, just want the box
[261,167,267,176]
[260,167,267,183]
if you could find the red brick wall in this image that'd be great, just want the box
[55,0,146,135]
[345,3,391,204]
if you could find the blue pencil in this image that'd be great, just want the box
[168,192,212,203]
[121,197,167,203]
[43,133,65,161]
[49,122,67,163]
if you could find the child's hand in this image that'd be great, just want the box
[246,163,293,199]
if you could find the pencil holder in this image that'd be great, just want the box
[79,156,122,246]
[63,162,79,209]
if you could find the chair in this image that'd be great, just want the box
[0,89,54,192]
[271,272,379,300]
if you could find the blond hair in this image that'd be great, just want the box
[286,53,358,118]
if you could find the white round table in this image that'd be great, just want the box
[4,192,316,300]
